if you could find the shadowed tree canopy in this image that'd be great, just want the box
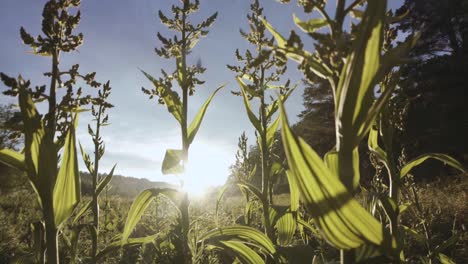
[396,0,468,178]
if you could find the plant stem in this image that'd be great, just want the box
[179,3,191,263]
[91,104,103,259]
[43,195,58,264]
[341,248,355,264]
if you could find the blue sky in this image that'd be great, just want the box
[0,0,403,189]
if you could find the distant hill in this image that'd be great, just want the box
[80,172,176,198]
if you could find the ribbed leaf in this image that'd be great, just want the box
[286,170,299,212]
[141,69,183,125]
[237,77,262,133]
[324,149,360,192]
[187,84,225,145]
[400,153,465,178]
[200,226,276,256]
[162,149,184,175]
[280,101,387,249]
[266,116,280,148]
[122,188,179,242]
[276,210,295,246]
[18,88,49,188]
[217,240,264,264]
[0,149,26,171]
[53,116,81,226]
[293,14,328,33]
[335,0,385,150]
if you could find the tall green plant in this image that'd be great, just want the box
[366,52,466,263]
[262,0,424,262]
[0,0,104,263]
[72,80,116,261]
[119,0,224,263]
[227,0,293,243]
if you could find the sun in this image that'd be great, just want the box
[179,141,234,197]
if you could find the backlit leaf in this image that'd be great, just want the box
[400,153,465,179]
[0,149,26,171]
[187,84,225,145]
[141,69,183,125]
[162,149,184,175]
[54,116,81,226]
[122,188,179,242]
[280,100,388,249]
[293,14,328,33]
[217,240,264,264]
[200,225,276,256]
[276,210,295,246]
[237,77,262,133]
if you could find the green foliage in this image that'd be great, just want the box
[1,0,467,263]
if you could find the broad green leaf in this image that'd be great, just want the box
[0,149,26,171]
[217,240,264,264]
[237,77,262,133]
[18,87,48,185]
[244,200,254,225]
[122,188,179,242]
[400,153,465,179]
[200,226,276,256]
[335,0,386,151]
[286,170,299,212]
[54,116,81,226]
[324,149,360,193]
[276,210,295,246]
[356,34,420,144]
[266,116,280,148]
[187,84,225,145]
[141,69,183,125]
[162,149,184,175]
[293,14,328,33]
[280,101,388,249]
